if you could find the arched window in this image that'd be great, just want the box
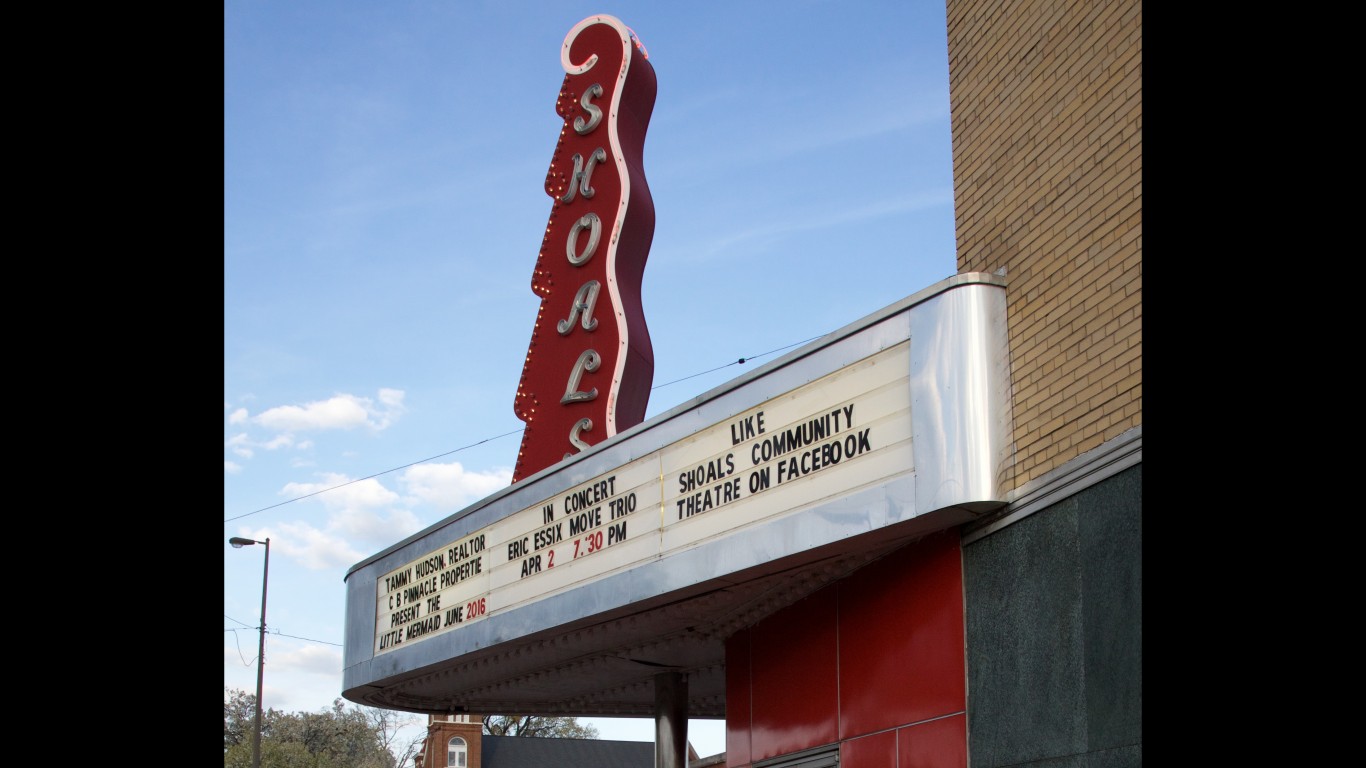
[447,736,468,768]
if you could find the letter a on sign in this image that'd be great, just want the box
[511,15,657,483]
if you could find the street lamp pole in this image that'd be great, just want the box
[230,536,270,768]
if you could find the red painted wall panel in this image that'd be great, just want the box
[725,629,753,767]
[898,715,966,768]
[837,530,966,738]
[841,729,897,768]
[748,585,839,760]
[725,531,967,766]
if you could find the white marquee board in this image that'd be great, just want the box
[373,341,913,655]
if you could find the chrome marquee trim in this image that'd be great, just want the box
[342,273,1009,714]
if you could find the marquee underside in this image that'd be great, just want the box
[345,508,969,716]
[342,274,1009,717]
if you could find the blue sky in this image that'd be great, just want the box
[225,0,956,757]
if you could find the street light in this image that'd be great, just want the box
[230,536,270,768]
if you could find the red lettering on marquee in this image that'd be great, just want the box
[512,15,657,483]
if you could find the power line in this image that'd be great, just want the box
[222,338,826,652]
[225,621,342,647]
[650,336,823,389]
[224,336,823,524]
[224,429,524,523]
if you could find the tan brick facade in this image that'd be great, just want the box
[948,0,1141,487]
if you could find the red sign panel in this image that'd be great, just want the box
[512,16,658,483]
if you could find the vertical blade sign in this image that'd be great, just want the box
[512,15,657,484]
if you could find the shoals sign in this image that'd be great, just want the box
[512,15,658,483]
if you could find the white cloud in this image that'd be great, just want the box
[262,433,296,450]
[268,473,425,564]
[226,433,255,459]
[401,461,513,511]
[284,472,401,510]
[253,391,406,433]
[329,503,423,546]
[267,521,367,570]
[377,388,404,408]
[229,461,499,577]
[225,460,243,474]
[272,642,343,677]
[223,430,291,459]
[225,391,402,465]
[230,521,358,571]
[225,645,346,715]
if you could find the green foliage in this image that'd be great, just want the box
[224,687,286,751]
[481,715,600,738]
[224,688,421,768]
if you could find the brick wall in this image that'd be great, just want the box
[947,0,1141,486]
[420,716,483,768]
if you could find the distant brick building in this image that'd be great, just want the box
[413,715,702,768]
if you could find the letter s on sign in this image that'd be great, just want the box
[565,417,593,458]
[574,83,604,134]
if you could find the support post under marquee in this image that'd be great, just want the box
[654,670,688,768]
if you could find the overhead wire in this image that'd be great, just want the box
[222,337,827,651]
[225,619,342,647]
[223,429,524,523]
[649,335,822,389]
[224,624,341,666]
[224,335,824,524]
